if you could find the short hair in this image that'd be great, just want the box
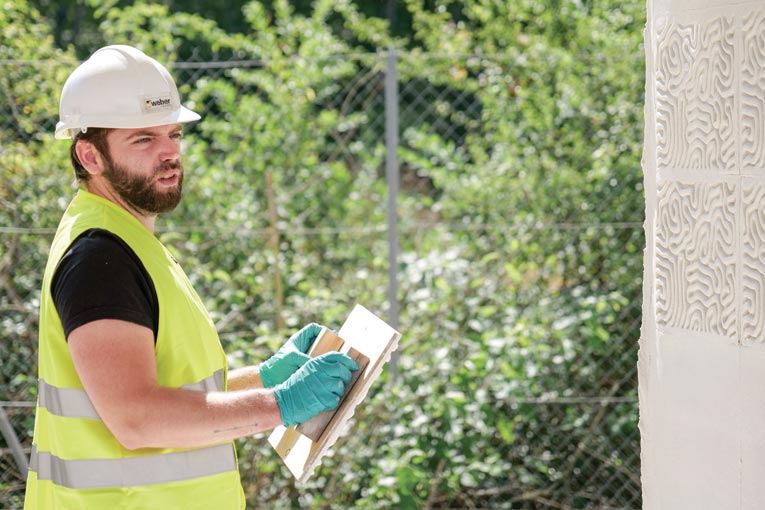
[69,128,112,183]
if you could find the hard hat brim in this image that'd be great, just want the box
[55,105,201,140]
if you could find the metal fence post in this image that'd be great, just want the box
[385,47,400,381]
[0,404,28,477]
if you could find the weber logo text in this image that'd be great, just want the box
[143,96,173,112]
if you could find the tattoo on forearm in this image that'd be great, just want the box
[213,423,259,434]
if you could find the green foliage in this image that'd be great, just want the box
[0,3,75,141]
[0,1,76,403]
[1,1,645,508]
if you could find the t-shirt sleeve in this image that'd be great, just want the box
[51,228,159,340]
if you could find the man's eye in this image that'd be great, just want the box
[135,138,152,144]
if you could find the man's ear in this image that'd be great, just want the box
[74,139,105,176]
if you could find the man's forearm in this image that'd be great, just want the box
[68,320,284,450]
[111,385,282,450]
[227,365,265,391]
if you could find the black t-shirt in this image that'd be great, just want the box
[51,228,159,341]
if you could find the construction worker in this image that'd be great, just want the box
[24,45,358,509]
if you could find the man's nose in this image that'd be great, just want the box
[158,136,181,161]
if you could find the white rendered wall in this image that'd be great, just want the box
[640,0,765,508]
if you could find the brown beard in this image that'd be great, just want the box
[102,158,184,215]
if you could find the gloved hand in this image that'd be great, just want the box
[260,323,324,388]
[273,352,360,427]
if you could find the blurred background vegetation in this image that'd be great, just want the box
[0,0,646,508]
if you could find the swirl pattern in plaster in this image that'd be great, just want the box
[742,180,765,344]
[655,16,736,172]
[655,180,737,338]
[741,11,765,172]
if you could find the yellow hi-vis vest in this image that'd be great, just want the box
[24,190,245,510]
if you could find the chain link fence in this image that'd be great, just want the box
[1,50,643,509]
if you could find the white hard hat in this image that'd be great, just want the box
[55,45,200,139]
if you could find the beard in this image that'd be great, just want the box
[102,158,184,215]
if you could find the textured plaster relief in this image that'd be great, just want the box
[742,180,765,344]
[741,11,765,172]
[643,2,765,509]
[655,180,737,337]
[655,16,736,172]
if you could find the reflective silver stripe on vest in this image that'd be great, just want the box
[38,379,100,420]
[39,370,224,419]
[29,443,236,489]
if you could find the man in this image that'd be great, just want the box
[24,45,358,510]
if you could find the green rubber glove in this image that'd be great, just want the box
[285,322,324,353]
[273,352,360,427]
[260,323,324,388]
